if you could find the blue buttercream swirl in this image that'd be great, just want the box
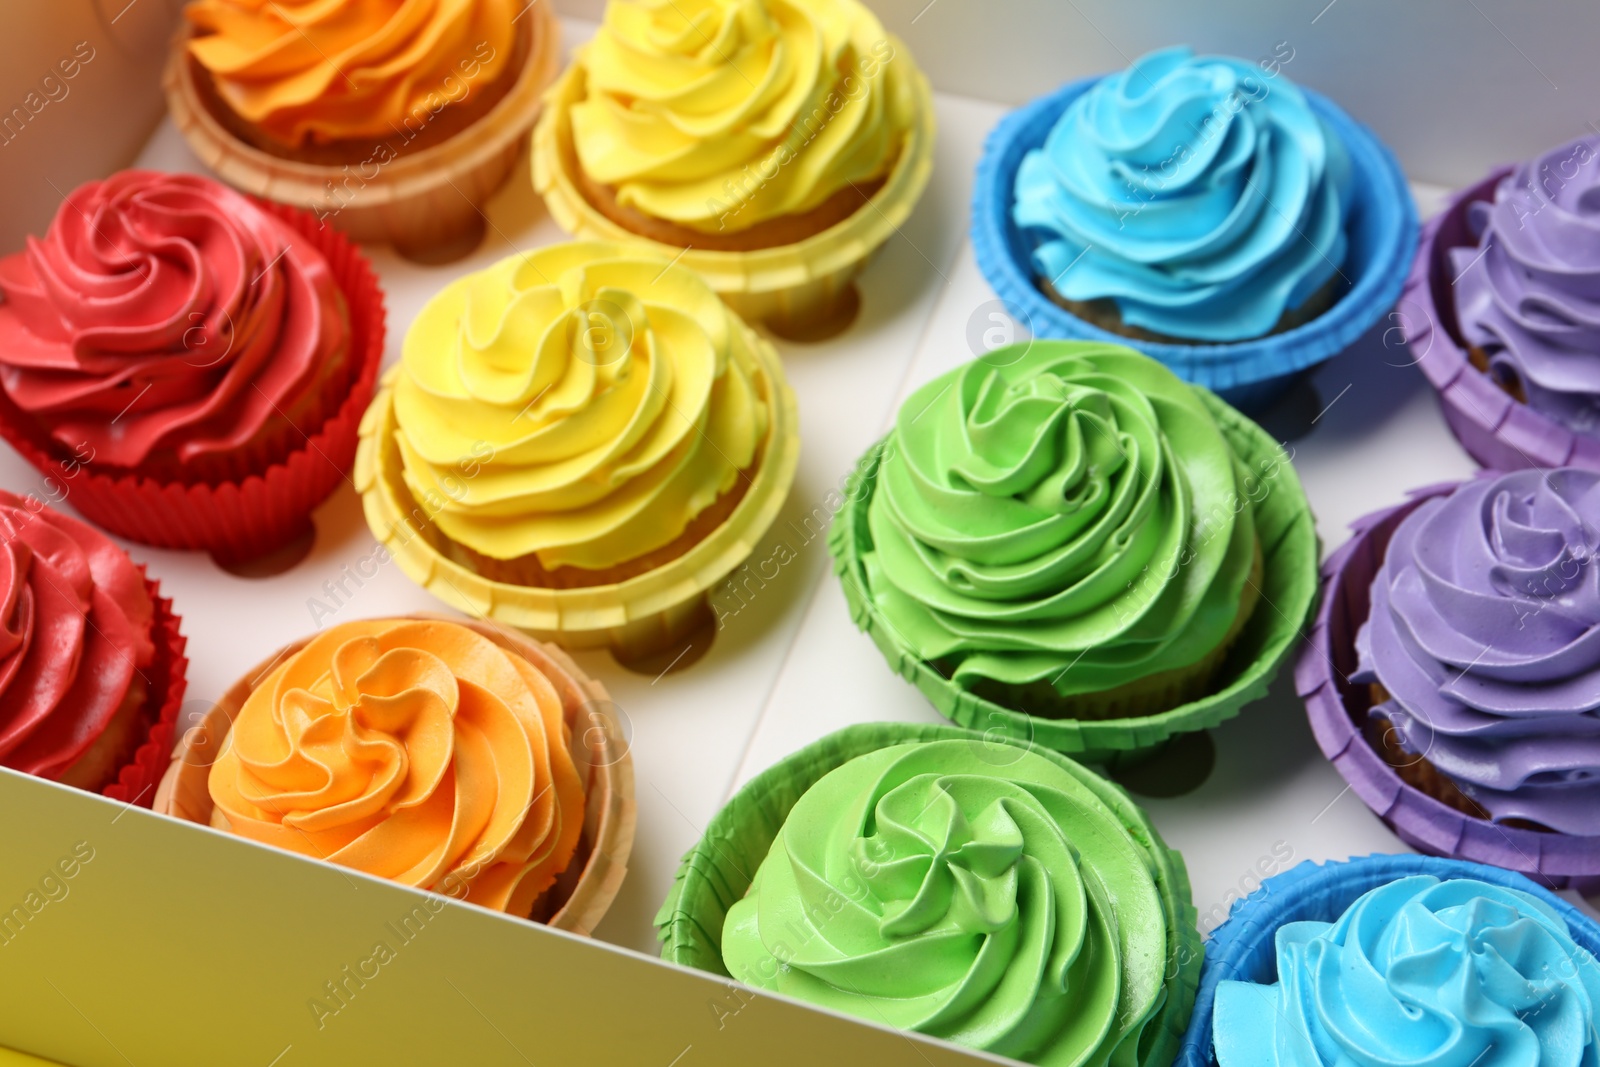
[1013,46,1353,342]
[1213,875,1600,1066]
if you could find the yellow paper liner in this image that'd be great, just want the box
[152,614,634,935]
[164,4,561,257]
[531,42,935,334]
[353,331,800,659]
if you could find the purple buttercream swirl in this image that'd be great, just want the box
[1353,469,1600,834]
[1451,136,1600,436]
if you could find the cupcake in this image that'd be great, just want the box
[1303,469,1600,886]
[973,46,1417,411]
[1177,855,1600,1067]
[355,241,799,661]
[657,722,1200,1067]
[533,0,935,339]
[1405,137,1600,471]
[0,170,384,564]
[155,616,633,933]
[0,491,187,804]
[167,0,562,259]
[829,340,1318,762]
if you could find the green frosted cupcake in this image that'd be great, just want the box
[829,341,1317,761]
[656,722,1199,1067]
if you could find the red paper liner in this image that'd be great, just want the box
[0,200,386,563]
[1296,478,1600,891]
[102,569,189,808]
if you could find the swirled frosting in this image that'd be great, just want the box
[862,341,1260,698]
[1354,469,1600,835]
[393,242,770,569]
[569,0,916,234]
[0,491,155,779]
[185,0,515,147]
[1013,46,1353,342]
[0,170,348,471]
[722,739,1178,1065]
[1452,137,1600,435]
[208,619,584,915]
[1214,875,1600,1066]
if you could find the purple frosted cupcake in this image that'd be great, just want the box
[1403,136,1600,470]
[1299,468,1600,887]
[1453,138,1600,436]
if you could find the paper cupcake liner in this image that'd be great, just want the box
[151,613,634,935]
[97,568,189,808]
[164,5,561,259]
[0,200,385,564]
[830,389,1320,764]
[972,77,1418,413]
[1297,478,1600,887]
[531,46,936,336]
[353,334,800,660]
[1175,853,1600,1067]
[1400,169,1600,470]
[654,720,1201,1066]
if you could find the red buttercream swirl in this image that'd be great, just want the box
[0,490,154,778]
[0,170,348,470]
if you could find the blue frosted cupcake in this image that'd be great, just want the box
[974,47,1417,410]
[1177,854,1600,1067]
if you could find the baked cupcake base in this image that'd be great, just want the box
[831,389,1319,765]
[1174,854,1600,1067]
[533,55,935,342]
[1298,482,1600,889]
[1400,169,1600,471]
[656,720,1201,1066]
[0,200,384,567]
[164,3,561,262]
[972,76,1417,413]
[152,614,634,935]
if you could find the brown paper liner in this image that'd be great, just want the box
[152,614,635,936]
[969,539,1265,721]
[1042,274,1341,346]
[164,4,561,259]
[0,200,385,564]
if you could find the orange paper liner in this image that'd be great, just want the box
[102,569,189,808]
[0,199,385,563]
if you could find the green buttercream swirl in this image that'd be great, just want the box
[721,740,1172,1066]
[863,341,1257,696]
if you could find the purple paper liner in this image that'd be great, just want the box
[972,76,1419,414]
[1175,853,1600,1067]
[1296,477,1600,888]
[1401,169,1600,470]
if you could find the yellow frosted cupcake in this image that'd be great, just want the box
[533,0,935,337]
[355,241,799,659]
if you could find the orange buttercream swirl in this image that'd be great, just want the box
[208,619,584,917]
[185,0,515,147]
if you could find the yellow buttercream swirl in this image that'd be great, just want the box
[394,242,770,569]
[208,619,585,916]
[570,0,915,233]
[185,0,515,146]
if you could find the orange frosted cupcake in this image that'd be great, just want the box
[158,617,633,931]
[168,0,562,257]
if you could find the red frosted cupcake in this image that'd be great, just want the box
[0,170,384,563]
[0,491,186,803]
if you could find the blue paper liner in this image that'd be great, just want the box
[972,76,1419,413]
[1176,853,1600,1067]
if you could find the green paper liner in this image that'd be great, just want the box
[828,390,1320,763]
[654,721,1201,1067]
